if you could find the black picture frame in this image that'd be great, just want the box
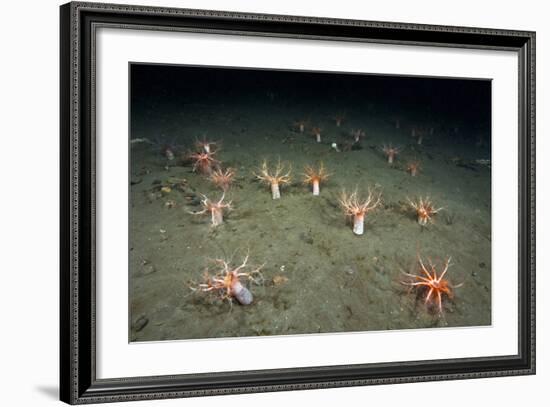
[60,2,536,404]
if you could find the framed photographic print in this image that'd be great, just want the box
[60,1,536,404]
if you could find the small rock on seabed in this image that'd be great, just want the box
[132,315,149,332]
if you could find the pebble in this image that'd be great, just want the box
[132,316,149,332]
[164,200,176,209]
[343,265,357,275]
[164,199,176,209]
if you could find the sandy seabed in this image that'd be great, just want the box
[129,93,491,342]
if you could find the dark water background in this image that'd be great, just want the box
[129,64,491,342]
